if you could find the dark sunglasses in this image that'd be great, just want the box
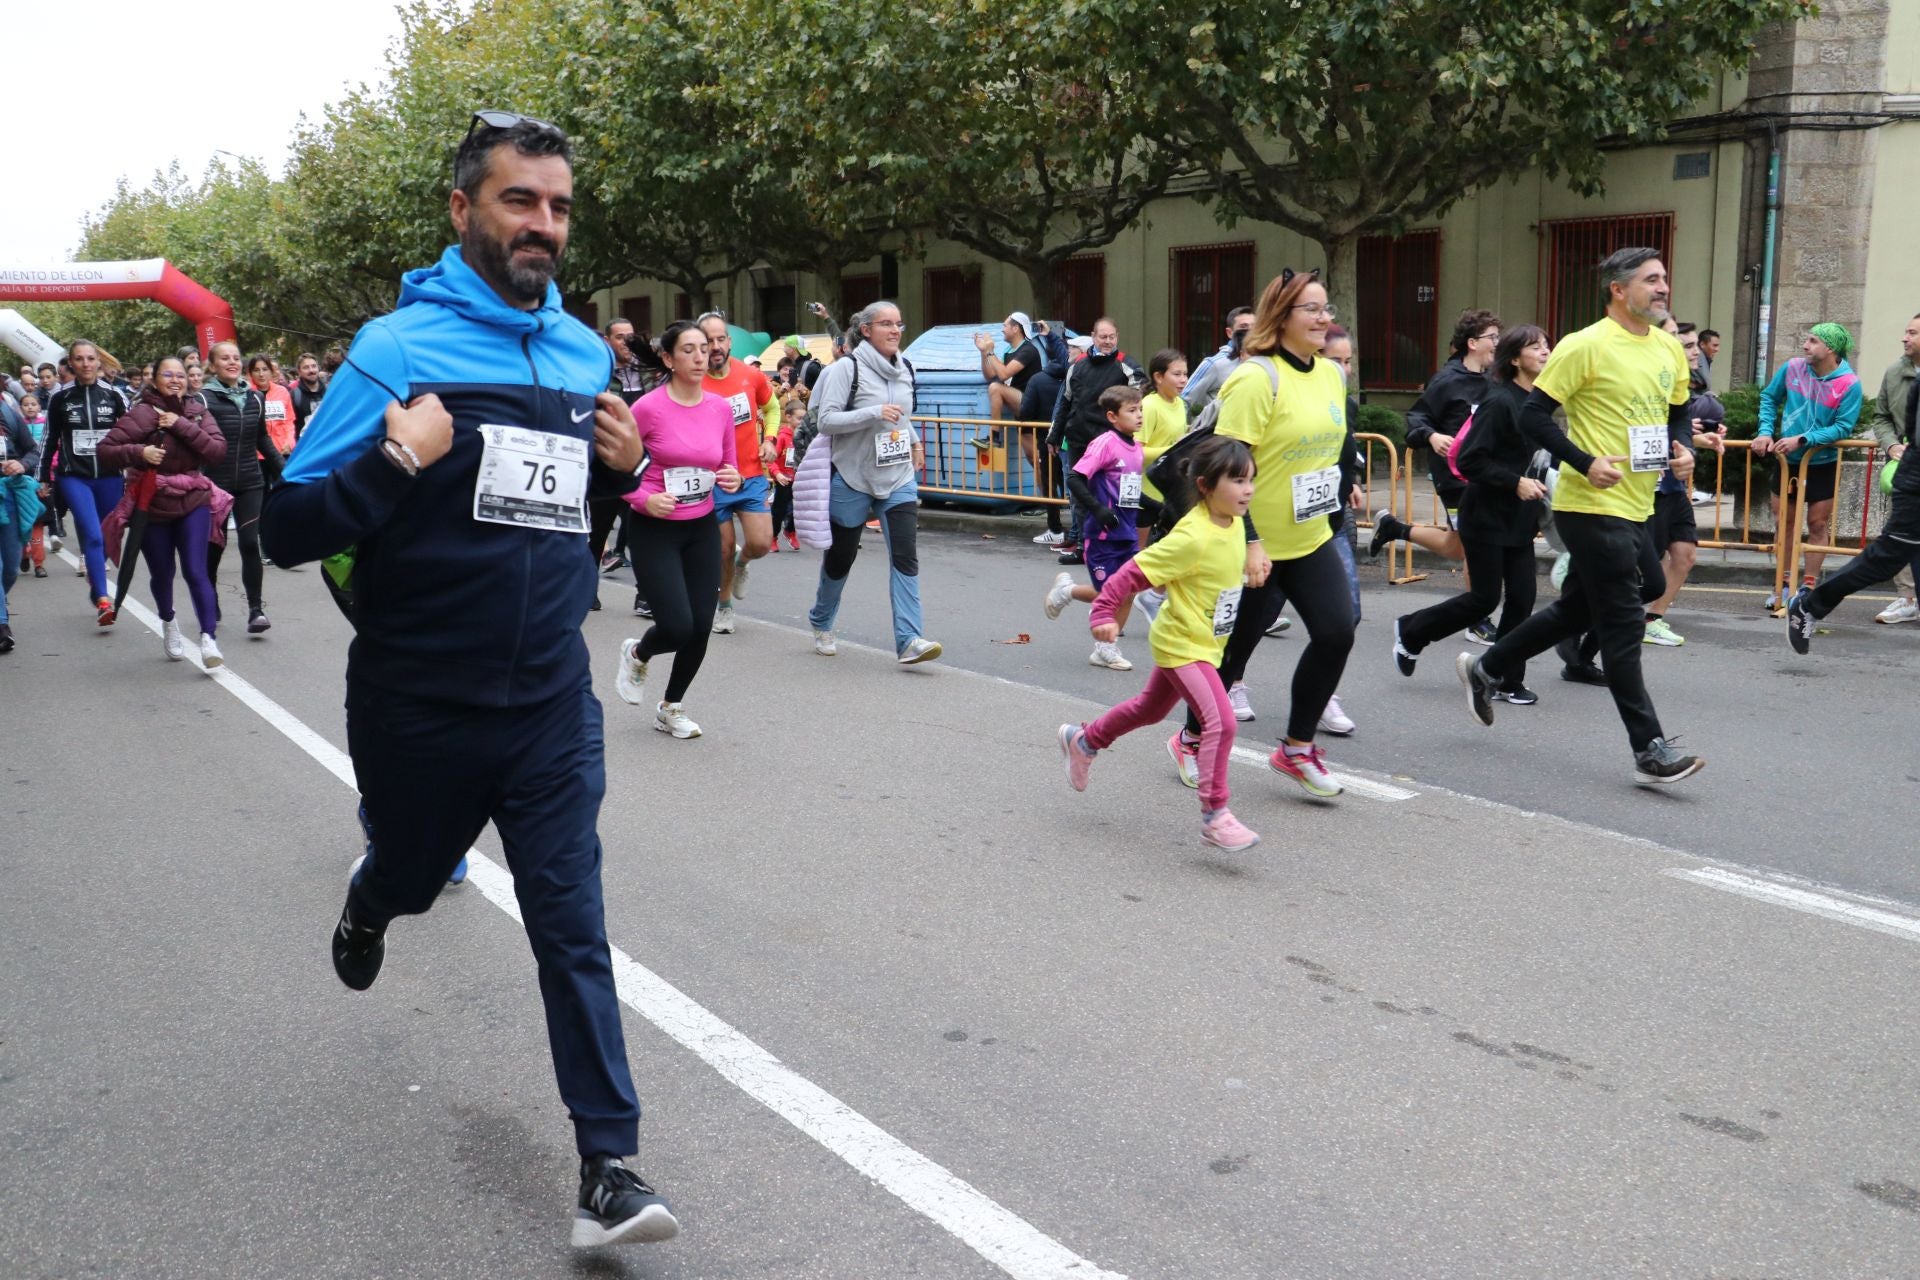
[465,109,563,142]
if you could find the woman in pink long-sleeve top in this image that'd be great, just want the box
[98,356,229,665]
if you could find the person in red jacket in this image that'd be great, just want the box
[98,356,229,665]
[768,396,801,550]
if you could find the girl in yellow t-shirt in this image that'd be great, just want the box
[1056,435,1261,852]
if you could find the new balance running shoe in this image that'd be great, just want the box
[573,1156,679,1248]
[1786,588,1815,655]
[331,899,386,991]
[1633,736,1705,786]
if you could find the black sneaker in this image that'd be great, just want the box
[600,551,628,575]
[1392,617,1417,676]
[589,595,602,611]
[632,593,652,618]
[573,1156,679,1248]
[1493,684,1538,705]
[331,900,386,991]
[0,623,13,654]
[1464,619,1498,645]
[1559,662,1608,686]
[1456,652,1495,727]
[1057,548,1084,566]
[247,609,271,634]
[1633,736,1704,786]
[1367,509,1400,560]
[1785,588,1814,654]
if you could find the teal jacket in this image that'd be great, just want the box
[1756,357,1863,467]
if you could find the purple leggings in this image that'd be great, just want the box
[1083,660,1236,810]
[144,505,218,636]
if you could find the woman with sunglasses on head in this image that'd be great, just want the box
[609,320,741,738]
[97,357,229,666]
[1167,269,1355,799]
[200,339,284,635]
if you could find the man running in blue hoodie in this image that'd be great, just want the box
[261,112,678,1249]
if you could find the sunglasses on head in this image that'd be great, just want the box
[465,109,563,143]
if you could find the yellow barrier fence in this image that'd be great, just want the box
[1781,437,1887,595]
[914,415,1068,506]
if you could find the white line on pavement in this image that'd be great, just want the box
[732,613,1417,801]
[71,549,1127,1280]
[1664,867,1920,945]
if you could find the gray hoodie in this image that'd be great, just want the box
[814,339,918,499]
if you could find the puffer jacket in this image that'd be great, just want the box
[792,430,834,549]
[98,388,228,520]
[199,377,283,493]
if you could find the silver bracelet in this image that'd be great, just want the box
[395,441,423,471]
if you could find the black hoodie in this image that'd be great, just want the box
[1047,348,1147,455]
[1404,356,1489,498]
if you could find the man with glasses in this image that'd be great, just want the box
[261,109,678,1249]
[696,310,777,633]
[1182,305,1254,414]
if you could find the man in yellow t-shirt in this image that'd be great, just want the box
[1460,248,1705,787]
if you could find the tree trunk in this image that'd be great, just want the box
[1319,231,1361,346]
[1022,259,1058,320]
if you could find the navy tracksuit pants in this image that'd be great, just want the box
[344,672,640,1159]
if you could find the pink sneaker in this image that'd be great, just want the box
[1269,743,1343,798]
[1058,723,1095,792]
[1200,809,1260,852]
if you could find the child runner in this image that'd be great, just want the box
[1046,386,1145,670]
[1132,350,1191,623]
[769,397,801,551]
[1056,435,1260,852]
[19,395,50,577]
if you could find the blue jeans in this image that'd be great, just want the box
[808,472,924,654]
[57,474,124,600]
[0,489,22,625]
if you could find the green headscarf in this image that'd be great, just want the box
[1809,322,1852,360]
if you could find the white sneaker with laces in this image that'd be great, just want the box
[48,534,63,554]
[1043,571,1075,620]
[712,604,736,634]
[614,638,649,705]
[1032,529,1066,546]
[898,636,943,664]
[654,702,701,738]
[813,629,837,656]
[1227,681,1254,721]
[162,618,185,661]
[1876,596,1920,625]
[199,633,224,669]
[730,556,748,599]
[1088,641,1133,671]
[1318,692,1355,736]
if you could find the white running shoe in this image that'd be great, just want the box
[1032,529,1066,546]
[898,636,943,664]
[199,633,224,669]
[1550,552,1571,593]
[162,618,185,661]
[1088,641,1133,671]
[1318,692,1356,736]
[1137,586,1166,623]
[48,534,63,554]
[1690,490,1713,506]
[813,629,837,656]
[1876,596,1920,625]
[654,702,701,738]
[1043,571,1076,620]
[1227,681,1254,721]
[614,638,649,705]
[711,603,736,634]
[730,556,748,600]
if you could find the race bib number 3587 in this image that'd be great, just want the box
[473,424,589,532]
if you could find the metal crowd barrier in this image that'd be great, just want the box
[1780,437,1886,591]
[915,415,1067,506]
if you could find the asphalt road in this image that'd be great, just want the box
[2,527,1917,1279]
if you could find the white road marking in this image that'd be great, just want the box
[1664,868,1920,945]
[72,549,1127,1280]
[734,614,1417,801]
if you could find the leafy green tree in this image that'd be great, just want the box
[1093,0,1810,321]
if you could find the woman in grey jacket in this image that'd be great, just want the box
[805,302,942,663]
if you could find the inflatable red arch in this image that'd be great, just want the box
[0,260,237,358]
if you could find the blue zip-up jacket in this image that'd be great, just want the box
[261,245,638,708]
[1756,357,1862,467]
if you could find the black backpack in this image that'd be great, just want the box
[1144,356,1278,532]
[791,354,914,469]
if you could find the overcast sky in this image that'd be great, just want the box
[10,0,413,263]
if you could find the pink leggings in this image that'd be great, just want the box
[1083,661,1235,810]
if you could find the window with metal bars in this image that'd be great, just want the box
[1357,230,1441,391]
[924,266,982,328]
[1171,243,1256,365]
[842,274,882,318]
[1539,213,1675,342]
[1051,255,1107,335]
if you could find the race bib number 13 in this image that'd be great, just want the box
[473,424,589,532]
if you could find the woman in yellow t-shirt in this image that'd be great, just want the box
[1056,435,1261,853]
[1184,268,1354,800]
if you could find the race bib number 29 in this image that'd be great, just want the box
[473,424,589,532]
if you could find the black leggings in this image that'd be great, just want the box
[207,486,264,612]
[1035,435,1064,534]
[625,513,721,703]
[1399,535,1537,686]
[1186,536,1355,743]
[770,480,794,537]
[588,496,627,564]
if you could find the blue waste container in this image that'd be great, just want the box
[904,324,1054,508]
